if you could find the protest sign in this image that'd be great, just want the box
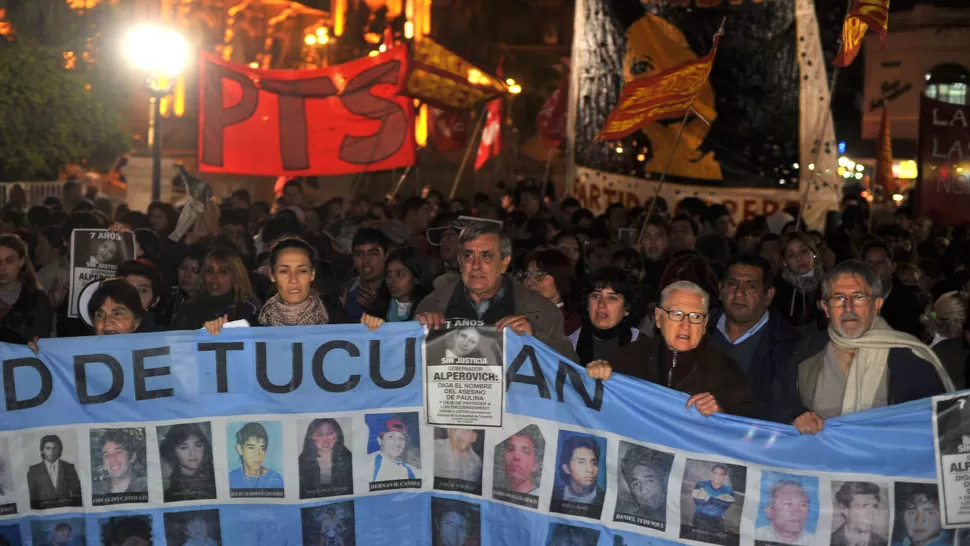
[67,230,135,319]
[424,320,504,428]
[0,323,961,545]
[934,392,970,528]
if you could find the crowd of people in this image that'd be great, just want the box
[1,176,966,431]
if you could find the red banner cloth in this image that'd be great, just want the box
[198,47,415,176]
[475,98,504,170]
[537,74,568,148]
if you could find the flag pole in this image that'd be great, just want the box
[542,147,555,198]
[389,163,414,197]
[450,104,488,200]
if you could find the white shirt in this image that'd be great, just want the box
[45,460,58,485]
[755,524,816,545]
[716,310,770,345]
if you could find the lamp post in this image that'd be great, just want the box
[125,26,189,202]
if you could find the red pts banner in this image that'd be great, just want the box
[198,48,415,176]
[917,95,970,226]
[429,107,468,152]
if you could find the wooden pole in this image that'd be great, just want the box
[637,108,692,241]
[449,105,488,200]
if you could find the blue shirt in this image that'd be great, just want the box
[716,310,770,345]
[892,530,953,546]
[693,481,735,518]
[228,467,284,489]
[464,284,506,319]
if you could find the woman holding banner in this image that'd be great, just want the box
[172,247,260,331]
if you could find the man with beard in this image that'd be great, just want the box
[832,482,887,546]
[756,480,815,545]
[708,256,801,422]
[783,260,953,434]
[615,446,670,526]
[367,419,416,482]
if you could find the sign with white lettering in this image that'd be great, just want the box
[425,322,505,428]
[917,95,970,226]
[68,229,136,320]
[933,392,970,527]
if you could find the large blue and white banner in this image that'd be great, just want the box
[0,323,958,546]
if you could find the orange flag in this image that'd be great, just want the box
[876,106,895,196]
[596,33,721,141]
[834,0,890,68]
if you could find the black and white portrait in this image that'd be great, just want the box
[434,427,485,495]
[614,441,674,531]
[164,509,222,546]
[26,431,82,510]
[90,428,149,505]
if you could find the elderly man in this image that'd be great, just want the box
[708,255,802,422]
[755,480,815,545]
[415,222,577,361]
[586,281,754,417]
[784,260,953,434]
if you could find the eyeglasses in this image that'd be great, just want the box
[518,271,547,282]
[826,293,871,308]
[658,307,707,324]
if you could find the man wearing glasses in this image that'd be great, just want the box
[586,280,755,417]
[783,260,952,434]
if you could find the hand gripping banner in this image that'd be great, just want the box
[0,323,960,545]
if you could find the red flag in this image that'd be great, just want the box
[834,0,890,68]
[429,108,467,152]
[596,33,721,141]
[537,74,568,147]
[876,106,895,196]
[475,98,503,170]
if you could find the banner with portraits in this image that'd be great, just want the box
[0,322,964,546]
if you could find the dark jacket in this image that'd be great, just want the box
[170,291,259,331]
[610,336,756,418]
[934,337,969,391]
[706,309,802,422]
[27,460,82,509]
[880,280,924,339]
[779,329,948,423]
[416,273,579,362]
[0,287,52,343]
[771,276,825,334]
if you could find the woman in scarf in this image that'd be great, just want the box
[568,266,641,365]
[0,234,52,343]
[171,247,259,331]
[772,232,826,335]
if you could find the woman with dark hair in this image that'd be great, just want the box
[88,279,148,335]
[521,248,581,335]
[772,232,825,334]
[171,247,259,331]
[35,226,70,310]
[298,418,353,499]
[0,234,52,343]
[569,266,642,365]
[148,201,178,239]
[159,423,216,502]
[116,260,165,331]
[360,247,432,329]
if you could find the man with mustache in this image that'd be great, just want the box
[783,260,953,434]
[708,256,802,422]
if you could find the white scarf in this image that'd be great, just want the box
[830,317,955,414]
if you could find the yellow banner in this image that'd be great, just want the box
[405,39,507,110]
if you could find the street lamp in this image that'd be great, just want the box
[125,25,189,202]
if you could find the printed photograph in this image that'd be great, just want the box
[25,430,83,510]
[431,497,480,546]
[891,483,953,546]
[90,428,149,505]
[99,515,152,546]
[425,321,501,366]
[31,518,86,546]
[544,522,600,546]
[364,413,421,488]
[754,471,820,546]
[613,441,675,531]
[0,524,20,546]
[300,500,355,546]
[76,231,131,270]
[550,430,608,519]
[0,437,15,512]
[433,427,485,495]
[492,424,545,509]
[227,421,284,496]
[232,508,296,546]
[935,394,970,456]
[157,422,217,503]
[679,458,747,546]
[164,509,221,546]
[298,417,354,499]
[830,481,891,546]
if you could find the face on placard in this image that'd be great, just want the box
[503,434,539,492]
[452,328,480,357]
[378,431,406,460]
[459,234,509,297]
[237,436,267,474]
[843,494,879,533]
[564,446,599,490]
[42,441,61,463]
[903,495,943,544]
[655,289,707,352]
[766,485,810,538]
[436,511,469,546]
[822,273,883,339]
[102,440,133,480]
[312,423,339,454]
[271,248,315,305]
[447,429,477,453]
[176,434,205,473]
[97,239,119,263]
[711,466,727,489]
[628,465,664,510]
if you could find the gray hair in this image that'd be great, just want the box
[458,221,512,259]
[660,280,710,312]
[821,260,883,299]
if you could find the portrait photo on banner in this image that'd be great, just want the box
[613,440,675,531]
[226,420,284,497]
[433,427,486,495]
[89,427,149,505]
[31,517,86,546]
[492,424,546,509]
[550,430,608,520]
[157,421,217,503]
[890,482,952,546]
[753,471,820,546]
[424,321,501,366]
[830,480,891,546]
[25,429,83,510]
[297,417,354,499]
[0,437,15,513]
[76,230,132,270]
[163,509,221,546]
[232,507,291,546]
[679,458,747,546]
[99,514,152,546]
[0,523,20,546]
[364,412,421,490]
[431,496,481,546]
[544,522,600,546]
[300,500,355,546]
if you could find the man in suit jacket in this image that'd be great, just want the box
[27,435,82,509]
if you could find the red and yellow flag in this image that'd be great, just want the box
[834,0,890,68]
[876,106,895,196]
[596,34,721,141]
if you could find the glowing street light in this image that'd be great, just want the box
[125,25,189,202]
[508,84,522,94]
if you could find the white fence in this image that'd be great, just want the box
[0,182,63,208]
